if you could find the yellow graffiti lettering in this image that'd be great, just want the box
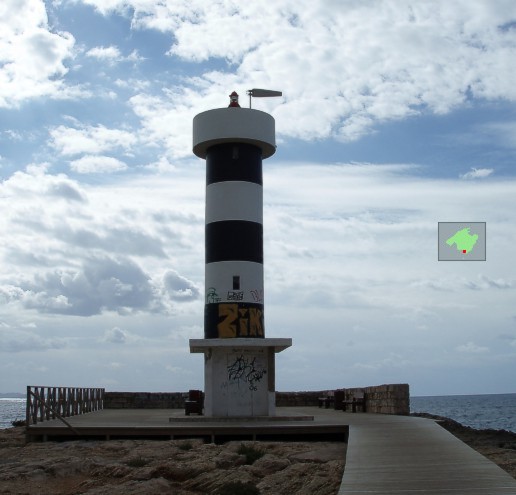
[238,308,249,336]
[218,304,237,338]
[249,308,264,336]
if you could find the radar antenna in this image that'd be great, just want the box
[246,88,282,108]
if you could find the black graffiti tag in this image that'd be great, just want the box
[227,355,267,391]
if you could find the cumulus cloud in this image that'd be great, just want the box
[4,256,156,316]
[460,168,494,180]
[164,270,200,301]
[0,166,205,317]
[0,0,86,108]
[70,155,128,173]
[86,45,143,64]
[0,164,86,202]
[50,124,138,157]
[103,326,128,343]
[48,181,86,201]
[74,0,516,156]
[86,45,122,61]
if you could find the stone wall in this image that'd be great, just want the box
[104,392,186,409]
[275,391,323,407]
[277,384,410,415]
[104,384,410,415]
[343,384,410,415]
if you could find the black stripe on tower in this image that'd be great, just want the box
[206,143,262,185]
[206,221,263,264]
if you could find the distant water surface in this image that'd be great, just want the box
[2,393,516,432]
[0,398,26,429]
[411,393,516,433]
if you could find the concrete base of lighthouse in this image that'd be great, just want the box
[189,338,292,417]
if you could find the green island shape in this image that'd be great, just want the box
[446,227,478,253]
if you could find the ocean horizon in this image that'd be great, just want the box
[2,392,515,432]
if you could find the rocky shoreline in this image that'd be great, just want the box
[0,427,346,495]
[1,415,515,494]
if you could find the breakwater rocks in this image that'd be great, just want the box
[0,427,345,495]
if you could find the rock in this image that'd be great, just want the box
[0,429,347,495]
[257,461,344,495]
[290,443,346,463]
[184,466,259,494]
[80,477,175,495]
[250,453,290,476]
[215,451,246,469]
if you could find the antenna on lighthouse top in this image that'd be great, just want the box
[246,88,282,108]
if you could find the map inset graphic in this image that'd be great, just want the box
[446,228,478,254]
[438,222,486,261]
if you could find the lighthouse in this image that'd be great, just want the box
[189,91,292,417]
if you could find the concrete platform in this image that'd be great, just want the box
[25,407,516,493]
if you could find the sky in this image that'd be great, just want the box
[1,0,516,397]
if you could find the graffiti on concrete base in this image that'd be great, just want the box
[227,354,267,391]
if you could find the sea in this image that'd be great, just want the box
[0,398,26,429]
[1,393,516,432]
[410,393,516,433]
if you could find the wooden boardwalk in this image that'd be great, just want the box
[338,412,516,494]
[25,407,516,493]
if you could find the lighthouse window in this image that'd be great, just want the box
[232,146,239,159]
[233,276,240,290]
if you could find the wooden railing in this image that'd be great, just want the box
[26,386,105,427]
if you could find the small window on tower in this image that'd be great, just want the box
[233,276,240,290]
[232,146,239,159]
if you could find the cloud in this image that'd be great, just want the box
[103,326,128,344]
[1,160,516,392]
[51,224,168,258]
[48,181,86,201]
[70,155,128,173]
[0,166,203,316]
[74,0,516,156]
[0,328,66,353]
[460,168,494,180]
[50,124,137,157]
[465,275,513,290]
[456,342,489,354]
[85,45,144,64]
[86,45,122,61]
[0,0,87,108]
[6,256,157,316]
[163,270,200,301]
[0,164,86,202]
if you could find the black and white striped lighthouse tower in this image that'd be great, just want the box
[190,91,292,417]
